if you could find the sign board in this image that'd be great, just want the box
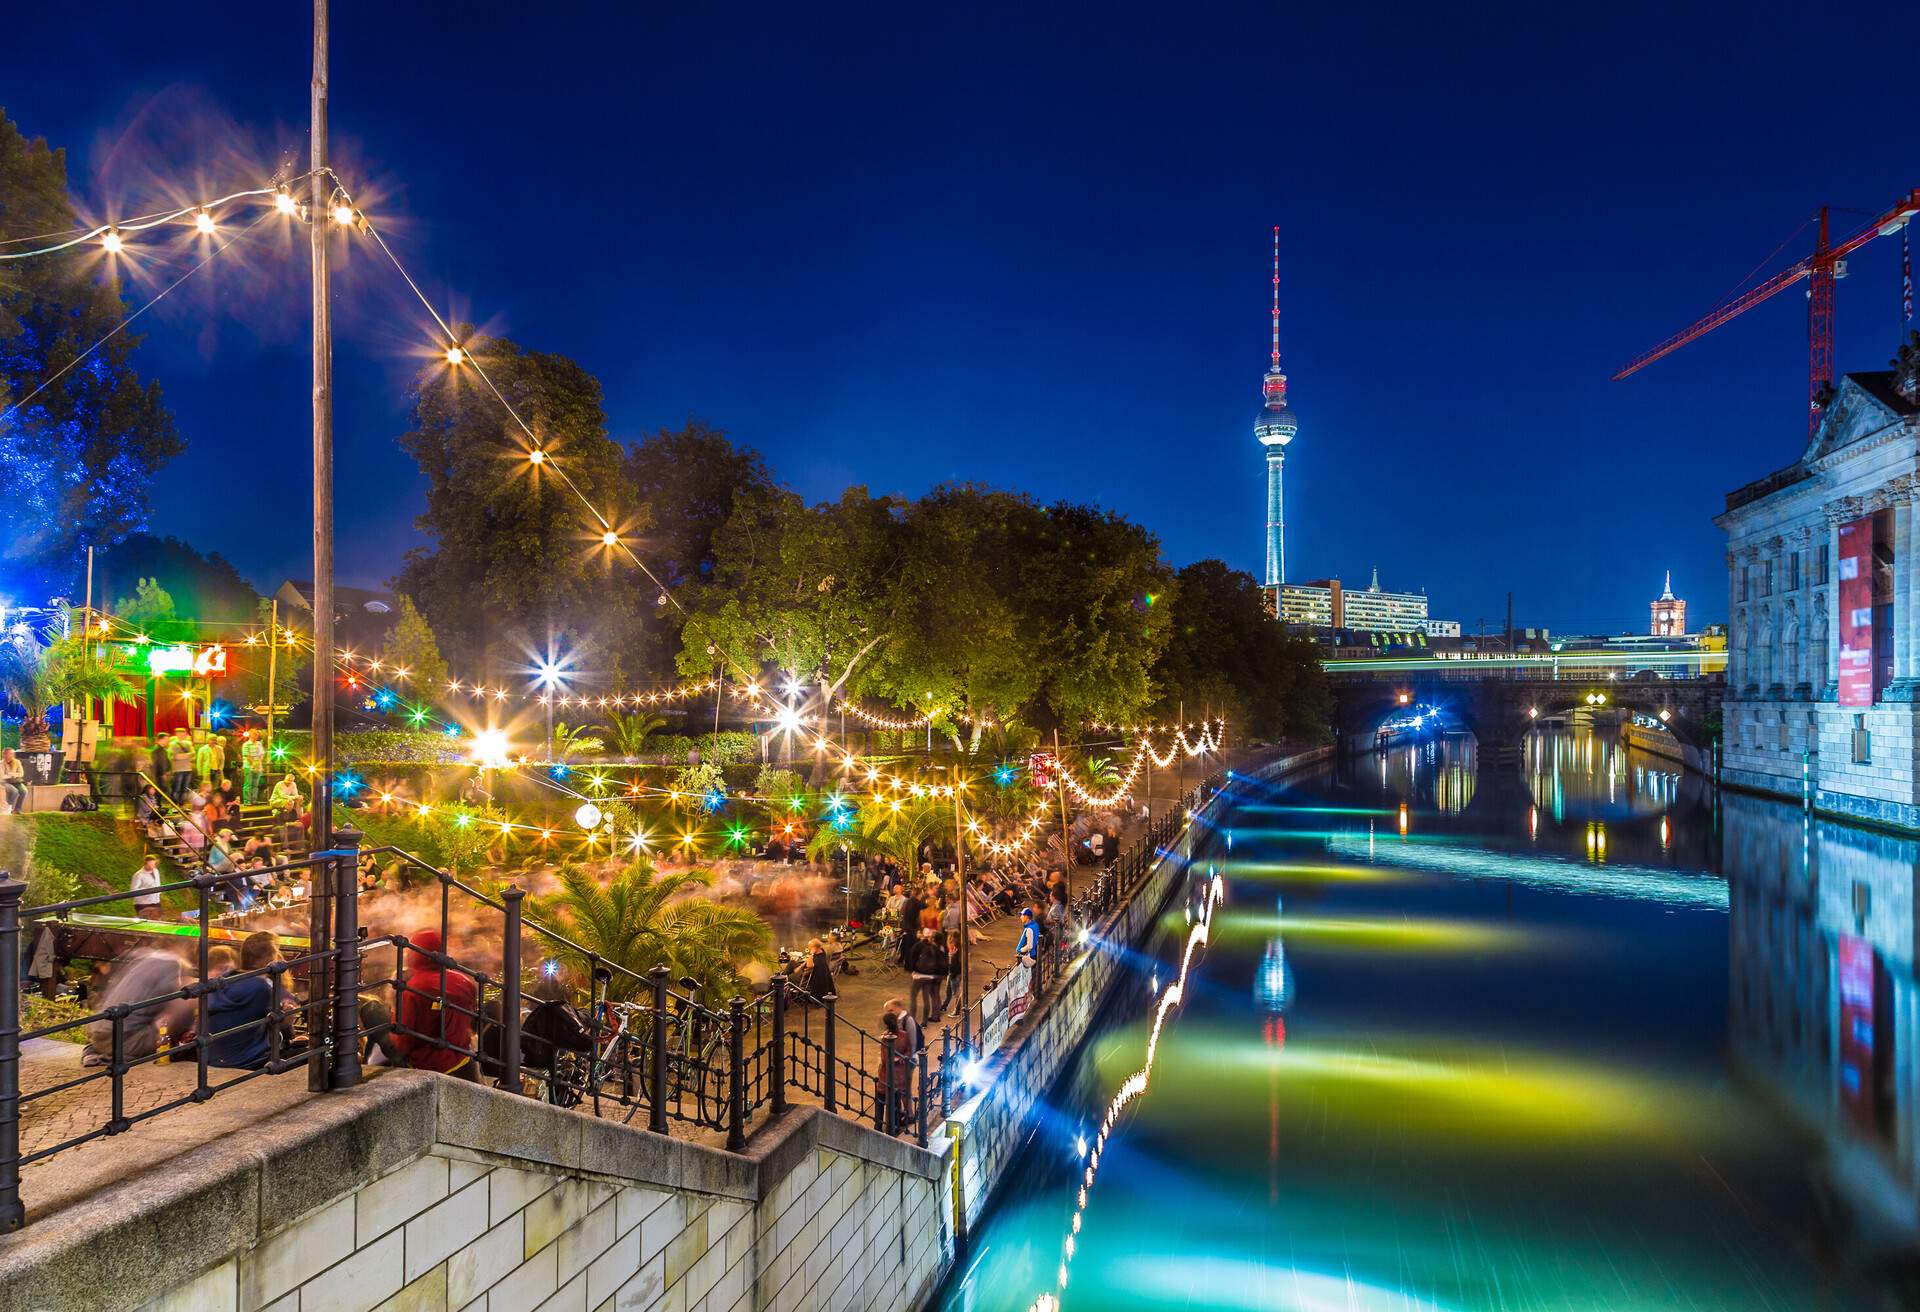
[978,960,1032,1058]
[144,644,227,678]
[1839,933,1877,1131]
[1838,517,1875,707]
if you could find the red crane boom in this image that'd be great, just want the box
[1614,189,1920,438]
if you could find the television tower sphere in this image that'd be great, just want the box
[1255,380,1297,447]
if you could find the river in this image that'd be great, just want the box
[936,729,1920,1311]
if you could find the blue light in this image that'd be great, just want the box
[703,788,726,812]
[551,763,570,779]
[444,724,461,738]
[336,772,361,796]
[993,764,1016,787]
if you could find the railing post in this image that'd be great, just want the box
[822,992,838,1113]
[501,886,524,1097]
[193,873,212,1103]
[726,996,747,1152]
[307,849,331,1092]
[917,1040,930,1147]
[327,823,363,1091]
[939,1026,952,1119]
[649,965,669,1135]
[769,974,788,1115]
[0,877,25,1231]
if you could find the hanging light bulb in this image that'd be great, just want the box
[444,344,466,366]
[527,449,546,466]
[100,228,124,254]
[330,202,357,227]
[273,187,297,215]
[601,530,619,547]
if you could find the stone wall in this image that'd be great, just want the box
[0,1074,946,1312]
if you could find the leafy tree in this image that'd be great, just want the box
[393,334,644,683]
[0,113,183,599]
[626,421,776,593]
[386,594,448,692]
[527,860,775,1000]
[676,485,903,696]
[550,721,604,759]
[111,577,192,642]
[0,628,138,749]
[1150,559,1330,741]
[93,534,258,625]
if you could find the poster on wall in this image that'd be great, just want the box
[1838,516,1875,707]
[1838,933,1877,1132]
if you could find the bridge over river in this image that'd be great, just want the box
[1323,651,1726,764]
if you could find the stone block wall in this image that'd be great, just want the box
[1725,696,1920,830]
[0,1075,945,1312]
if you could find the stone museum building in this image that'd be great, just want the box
[1718,359,1920,828]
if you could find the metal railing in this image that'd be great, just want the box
[0,771,1226,1228]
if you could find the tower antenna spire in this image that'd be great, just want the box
[1270,225,1281,371]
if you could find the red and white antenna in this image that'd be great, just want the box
[1270,225,1281,371]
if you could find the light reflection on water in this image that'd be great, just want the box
[937,730,1920,1311]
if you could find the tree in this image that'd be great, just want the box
[1150,559,1331,742]
[93,534,258,626]
[625,422,776,593]
[111,577,191,641]
[393,334,644,683]
[0,627,137,749]
[527,860,775,1000]
[676,486,904,697]
[602,711,667,758]
[0,113,183,600]
[386,594,449,692]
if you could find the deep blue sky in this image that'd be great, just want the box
[8,2,1918,634]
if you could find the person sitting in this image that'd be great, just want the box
[83,946,190,1067]
[391,930,480,1080]
[134,783,165,839]
[802,937,836,1000]
[205,943,277,1069]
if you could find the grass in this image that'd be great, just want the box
[11,812,193,913]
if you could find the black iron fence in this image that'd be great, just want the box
[0,771,1226,1229]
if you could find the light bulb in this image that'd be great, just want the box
[445,344,465,366]
[331,203,356,226]
[194,210,216,234]
[601,530,619,547]
[274,188,297,215]
[527,449,546,465]
[100,229,124,254]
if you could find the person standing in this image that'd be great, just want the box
[206,732,227,787]
[241,730,266,804]
[131,856,163,919]
[166,729,195,801]
[897,885,925,969]
[194,734,217,790]
[908,927,946,1024]
[1015,906,1041,963]
[941,930,964,1017]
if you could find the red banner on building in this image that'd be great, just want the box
[1838,516,1876,707]
[1839,933,1877,1132]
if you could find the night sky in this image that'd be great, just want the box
[8,2,1918,635]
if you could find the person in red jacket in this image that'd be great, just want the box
[392,929,480,1080]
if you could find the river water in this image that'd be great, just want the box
[936,729,1920,1311]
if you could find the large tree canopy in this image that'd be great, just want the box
[0,112,182,599]
[393,334,644,683]
[1149,559,1330,741]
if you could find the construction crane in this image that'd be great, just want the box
[1614,189,1920,439]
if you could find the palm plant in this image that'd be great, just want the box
[550,720,605,760]
[603,711,668,759]
[527,858,775,1000]
[0,630,137,751]
[1080,755,1122,792]
[808,794,954,871]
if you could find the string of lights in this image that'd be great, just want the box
[1030,864,1224,1312]
[1056,719,1225,808]
[0,178,308,260]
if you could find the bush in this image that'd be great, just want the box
[273,729,470,765]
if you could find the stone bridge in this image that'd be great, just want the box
[1326,666,1725,762]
